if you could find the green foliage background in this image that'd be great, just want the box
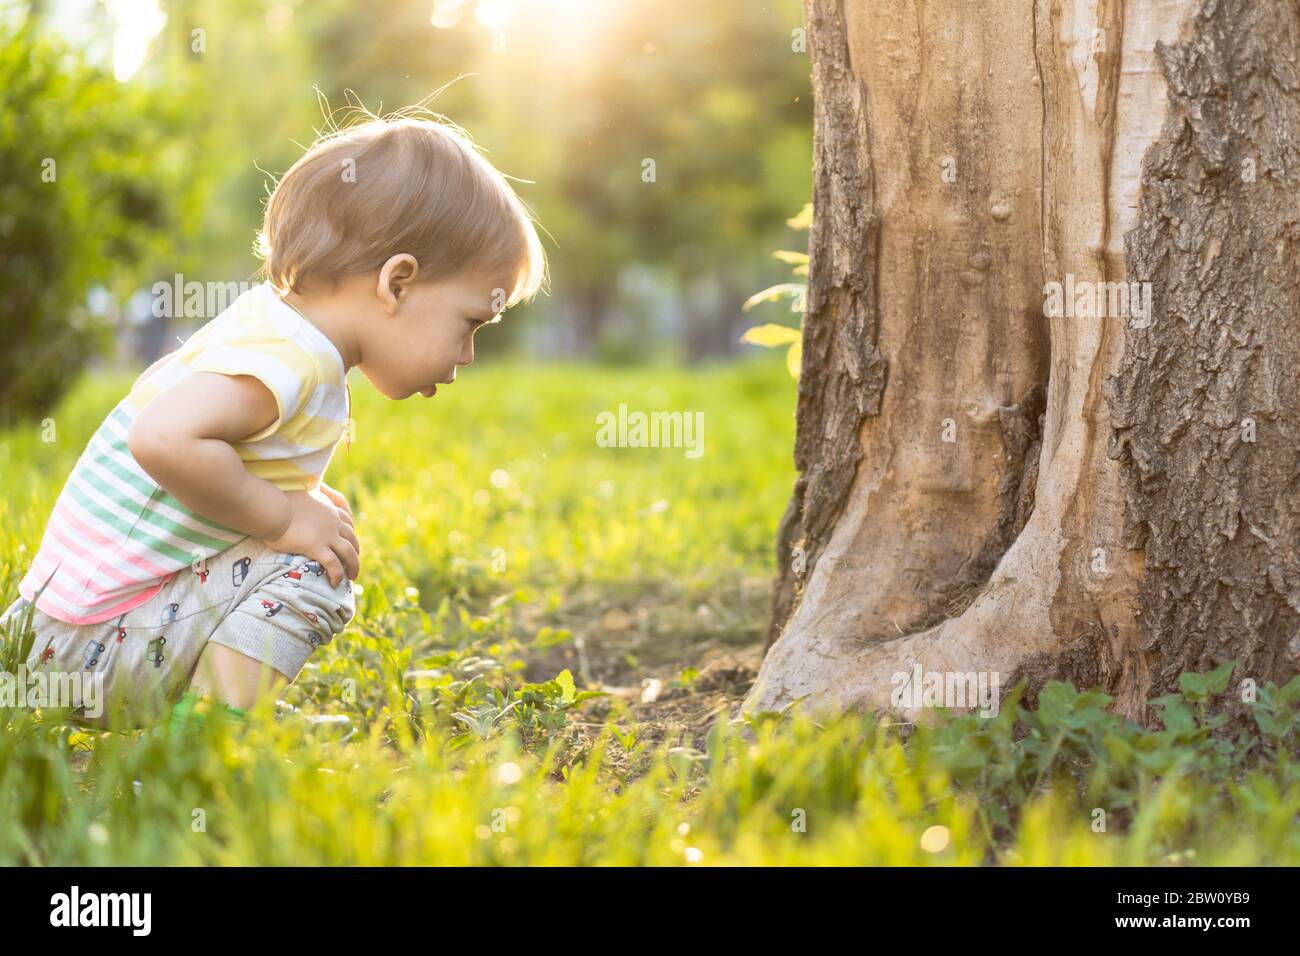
[0,22,207,422]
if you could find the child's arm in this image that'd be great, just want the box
[127,372,360,585]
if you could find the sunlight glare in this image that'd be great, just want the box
[431,0,466,29]
[467,0,614,34]
[473,0,521,32]
[105,0,166,82]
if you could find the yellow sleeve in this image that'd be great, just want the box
[181,334,320,443]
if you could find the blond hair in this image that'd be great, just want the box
[256,110,548,309]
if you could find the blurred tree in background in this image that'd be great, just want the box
[1,0,812,421]
[0,17,207,422]
[459,0,813,362]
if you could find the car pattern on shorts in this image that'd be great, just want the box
[19,548,344,687]
[82,638,106,669]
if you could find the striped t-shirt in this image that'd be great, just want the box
[18,281,351,625]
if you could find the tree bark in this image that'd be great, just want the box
[749,0,1300,724]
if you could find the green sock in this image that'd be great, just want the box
[168,690,248,736]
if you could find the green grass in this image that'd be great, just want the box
[0,357,1296,865]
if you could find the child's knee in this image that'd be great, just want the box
[257,555,356,637]
[221,555,355,672]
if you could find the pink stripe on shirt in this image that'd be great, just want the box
[55,495,176,580]
[20,570,166,625]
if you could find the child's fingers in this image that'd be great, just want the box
[332,538,360,582]
[313,548,345,588]
[338,521,360,555]
[319,483,352,517]
[335,506,355,531]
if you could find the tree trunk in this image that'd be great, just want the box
[570,283,610,358]
[749,0,1300,724]
[682,275,735,363]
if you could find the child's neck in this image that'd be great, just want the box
[280,285,364,372]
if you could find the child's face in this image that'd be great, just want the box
[358,267,509,400]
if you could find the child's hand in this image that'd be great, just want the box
[316,481,353,522]
[264,488,360,587]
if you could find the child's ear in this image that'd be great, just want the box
[377,254,419,311]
